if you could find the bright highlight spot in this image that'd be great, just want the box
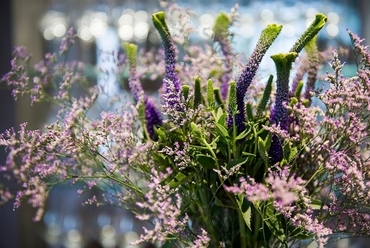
[282,24,295,37]
[199,13,215,25]
[134,22,149,39]
[327,12,339,24]
[119,14,133,26]
[53,23,66,37]
[119,25,134,40]
[261,9,274,21]
[306,8,318,18]
[43,27,54,40]
[327,24,339,37]
[135,10,148,22]
[90,18,107,38]
[78,26,93,42]
[240,24,255,38]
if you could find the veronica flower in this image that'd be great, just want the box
[269,52,297,163]
[227,24,282,133]
[303,36,320,102]
[152,11,181,94]
[125,43,162,139]
[269,14,327,163]
[213,12,233,100]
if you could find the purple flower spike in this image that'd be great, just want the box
[125,43,162,139]
[269,52,297,164]
[303,36,320,103]
[213,12,233,100]
[145,99,163,138]
[270,52,297,129]
[152,12,181,94]
[228,24,282,133]
[125,43,145,102]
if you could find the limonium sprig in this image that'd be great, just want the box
[3,4,370,248]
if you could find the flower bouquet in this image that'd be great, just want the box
[1,3,370,248]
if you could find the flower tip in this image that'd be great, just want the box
[313,13,327,28]
[152,11,166,25]
[213,12,230,35]
[195,76,201,84]
[124,43,138,57]
[266,23,283,34]
[124,42,137,50]
[270,52,298,64]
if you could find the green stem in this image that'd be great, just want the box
[238,210,247,248]
[202,137,220,170]
[197,177,219,244]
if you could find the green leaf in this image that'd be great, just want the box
[257,75,273,116]
[227,156,249,168]
[161,239,177,248]
[237,196,252,231]
[152,152,172,168]
[209,136,220,149]
[156,127,167,141]
[168,172,190,188]
[283,141,291,161]
[282,141,298,163]
[260,203,288,247]
[215,107,226,125]
[310,198,323,210]
[244,205,252,231]
[196,154,216,169]
[235,129,250,141]
[258,137,269,165]
[242,151,257,159]
[263,133,272,152]
[215,122,229,139]
[190,122,202,138]
[215,196,235,208]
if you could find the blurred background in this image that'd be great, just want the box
[0,0,369,247]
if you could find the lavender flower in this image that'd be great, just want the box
[227,24,282,133]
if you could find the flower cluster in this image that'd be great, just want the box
[2,3,370,248]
